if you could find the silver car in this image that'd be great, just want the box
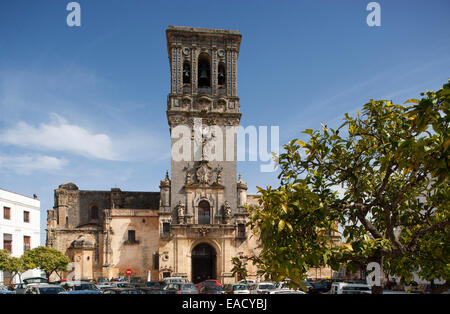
[163,283,198,294]
[25,283,67,294]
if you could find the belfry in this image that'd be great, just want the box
[46,26,260,284]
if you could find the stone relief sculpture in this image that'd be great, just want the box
[176,201,185,224]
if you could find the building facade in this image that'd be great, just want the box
[0,188,42,284]
[46,26,260,284]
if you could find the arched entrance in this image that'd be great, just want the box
[191,243,216,284]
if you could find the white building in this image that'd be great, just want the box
[0,188,42,284]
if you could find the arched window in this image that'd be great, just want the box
[198,53,211,88]
[218,62,226,86]
[91,205,99,220]
[198,200,210,224]
[183,61,191,84]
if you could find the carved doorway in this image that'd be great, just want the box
[191,243,216,284]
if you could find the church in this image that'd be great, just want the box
[46,26,261,284]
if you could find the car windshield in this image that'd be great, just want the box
[74,283,98,290]
[202,281,217,285]
[181,284,196,290]
[258,284,275,290]
[25,278,48,284]
[146,282,163,287]
[233,285,249,290]
[117,283,134,288]
[39,287,65,294]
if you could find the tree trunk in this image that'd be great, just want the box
[371,285,383,294]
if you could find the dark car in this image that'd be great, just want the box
[103,288,143,294]
[198,285,225,295]
[309,282,329,294]
[319,279,342,292]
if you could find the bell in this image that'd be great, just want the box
[199,69,208,80]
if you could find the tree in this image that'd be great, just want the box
[231,257,248,282]
[0,250,29,285]
[22,246,70,280]
[248,81,449,293]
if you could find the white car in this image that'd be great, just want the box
[162,277,189,285]
[25,283,67,294]
[250,282,277,294]
[330,282,372,294]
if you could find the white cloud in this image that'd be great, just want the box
[0,154,68,175]
[0,113,117,160]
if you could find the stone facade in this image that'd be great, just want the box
[46,26,260,284]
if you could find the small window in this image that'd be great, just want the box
[91,205,99,220]
[3,207,11,220]
[24,236,31,252]
[128,230,136,243]
[24,211,30,223]
[237,224,246,238]
[3,233,12,253]
[162,223,171,237]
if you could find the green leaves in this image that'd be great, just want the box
[248,80,450,286]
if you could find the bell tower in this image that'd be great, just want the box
[159,26,249,281]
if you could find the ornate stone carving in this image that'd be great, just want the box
[198,227,210,237]
[176,201,185,224]
[196,160,212,184]
[224,201,231,218]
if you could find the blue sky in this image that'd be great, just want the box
[0,0,449,245]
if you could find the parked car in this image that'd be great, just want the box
[276,280,312,293]
[96,277,109,284]
[103,287,143,294]
[12,283,27,294]
[309,281,329,294]
[96,283,113,290]
[61,281,102,293]
[107,281,135,288]
[237,279,256,285]
[162,277,189,285]
[228,284,251,294]
[142,281,165,293]
[198,284,225,294]
[319,278,344,292]
[163,283,198,294]
[25,283,67,294]
[249,282,276,294]
[330,282,372,294]
[195,279,222,288]
[0,285,14,294]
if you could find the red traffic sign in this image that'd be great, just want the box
[126,269,132,275]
